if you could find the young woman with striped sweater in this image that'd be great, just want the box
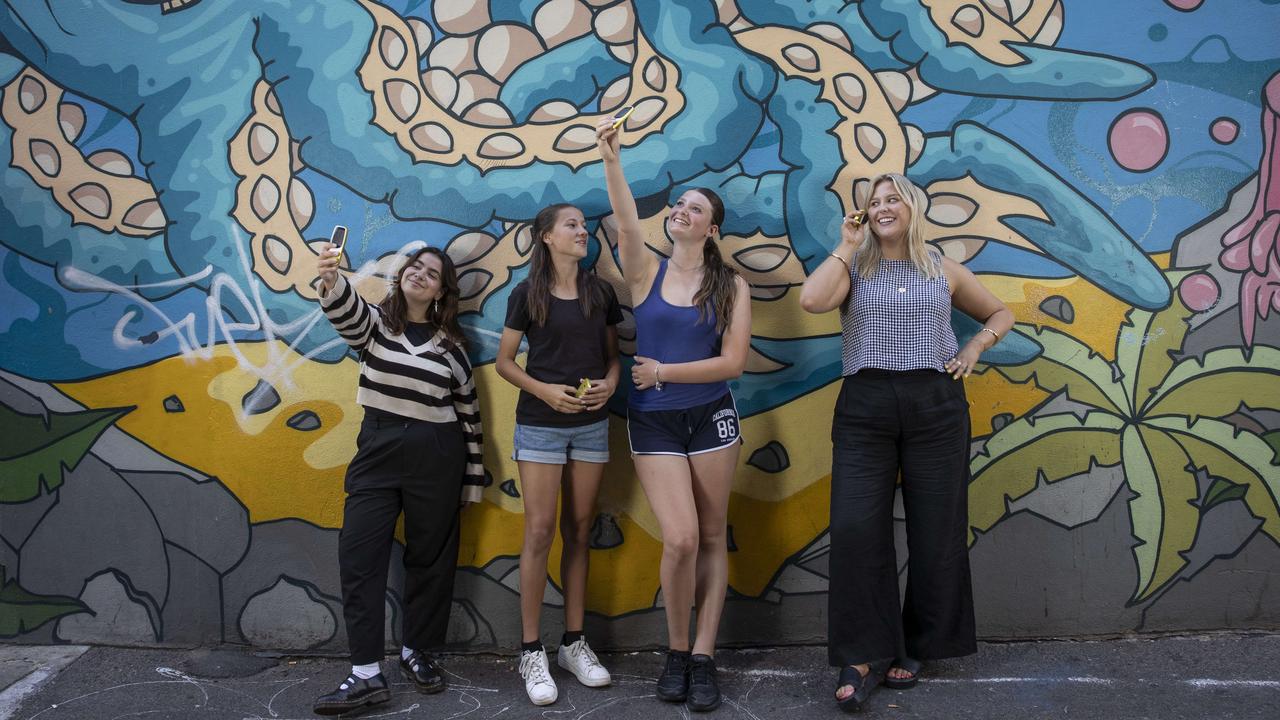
[311,243,484,717]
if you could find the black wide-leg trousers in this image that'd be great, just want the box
[827,369,977,667]
[339,413,465,664]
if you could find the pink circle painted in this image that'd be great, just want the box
[1211,118,1239,144]
[1165,0,1203,9]
[1110,110,1168,172]
[1179,272,1220,312]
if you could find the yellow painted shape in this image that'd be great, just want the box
[55,341,360,527]
[921,0,1034,66]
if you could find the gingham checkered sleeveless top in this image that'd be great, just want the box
[840,254,958,375]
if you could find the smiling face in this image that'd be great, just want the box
[542,206,589,259]
[398,251,444,306]
[666,190,719,243]
[867,178,913,243]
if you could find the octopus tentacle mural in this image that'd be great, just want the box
[1,0,1277,648]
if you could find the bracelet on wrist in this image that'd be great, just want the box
[979,327,1000,345]
[829,251,850,270]
[654,362,663,391]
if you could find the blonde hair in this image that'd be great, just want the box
[854,173,941,281]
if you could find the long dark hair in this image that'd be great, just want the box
[688,188,738,333]
[378,246,466,347]
[526,203,609,326]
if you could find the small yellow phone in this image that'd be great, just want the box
[849,209,866,227]
[330,225,348,263]
[575,378,592,398]
[611,104,635,129]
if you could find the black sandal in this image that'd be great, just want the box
[883,657,922,690]
[834,660,888,712]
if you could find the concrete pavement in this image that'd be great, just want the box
[3,633,1278,719]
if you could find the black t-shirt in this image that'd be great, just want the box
[504,279,623,427]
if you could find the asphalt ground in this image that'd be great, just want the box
[3,633,1278,720]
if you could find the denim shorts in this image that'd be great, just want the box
[512,418,610,464]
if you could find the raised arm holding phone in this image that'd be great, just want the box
[596,114,751,713]
[312,236,484,716]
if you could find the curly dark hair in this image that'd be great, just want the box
[377,246,466,347]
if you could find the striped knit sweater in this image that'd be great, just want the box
[320,275,485,503]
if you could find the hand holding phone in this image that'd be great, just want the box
[329,225,348,262]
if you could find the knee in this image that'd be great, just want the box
[523,520,556,554]
[560,514,594,550]
[697,525,726,550]
[663,532,699,560]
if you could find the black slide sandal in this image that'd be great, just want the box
[883,657,923,690]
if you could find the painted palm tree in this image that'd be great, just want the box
[968,273,1280,603]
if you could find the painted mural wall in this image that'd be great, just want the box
[1,0,1278,651]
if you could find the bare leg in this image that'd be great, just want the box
[559,460,605,633]
[688,443,738,656]
[634,454,699,651]
[518,460,564,644]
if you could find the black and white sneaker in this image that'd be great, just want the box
[655,649,691,702]
[686,654,721,712]
[313,672,391,716]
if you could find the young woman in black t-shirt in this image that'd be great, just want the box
[496,203,622,705]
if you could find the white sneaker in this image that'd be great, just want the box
[557,638,612,687]
[519,649,558,705]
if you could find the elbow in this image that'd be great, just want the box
[494,358,515,383]
[797,286,832,314]
[725,355,748,380]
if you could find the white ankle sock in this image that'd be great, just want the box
[401,646,415,661]
[351,662,380,679]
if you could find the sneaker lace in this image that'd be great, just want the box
[571,640,604,671]
[663,652,688,677]
[521,652,551,685]
[690,658,715,686]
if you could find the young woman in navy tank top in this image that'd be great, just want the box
[595,117,752,713]
[799,174,1014,711]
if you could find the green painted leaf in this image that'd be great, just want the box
[1123,424,1199,603]
[1143,347,1280,418]
[0,405,134,503]
[1264,431,1280,461]
[1148,415,1280,543]
[1114,276,1192,414]
[969,411,1124,541]
[0,565,88,638]
[995,323,1130,416]
[1202,478,1248,511]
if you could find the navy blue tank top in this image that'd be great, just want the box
[630,261,729,411]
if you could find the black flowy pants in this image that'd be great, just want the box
[339,412,465,665]
[827,369,977,667]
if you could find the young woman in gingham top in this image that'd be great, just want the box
[596,116,752,713]
[312,243,483,717]
[800,173,1014,712]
